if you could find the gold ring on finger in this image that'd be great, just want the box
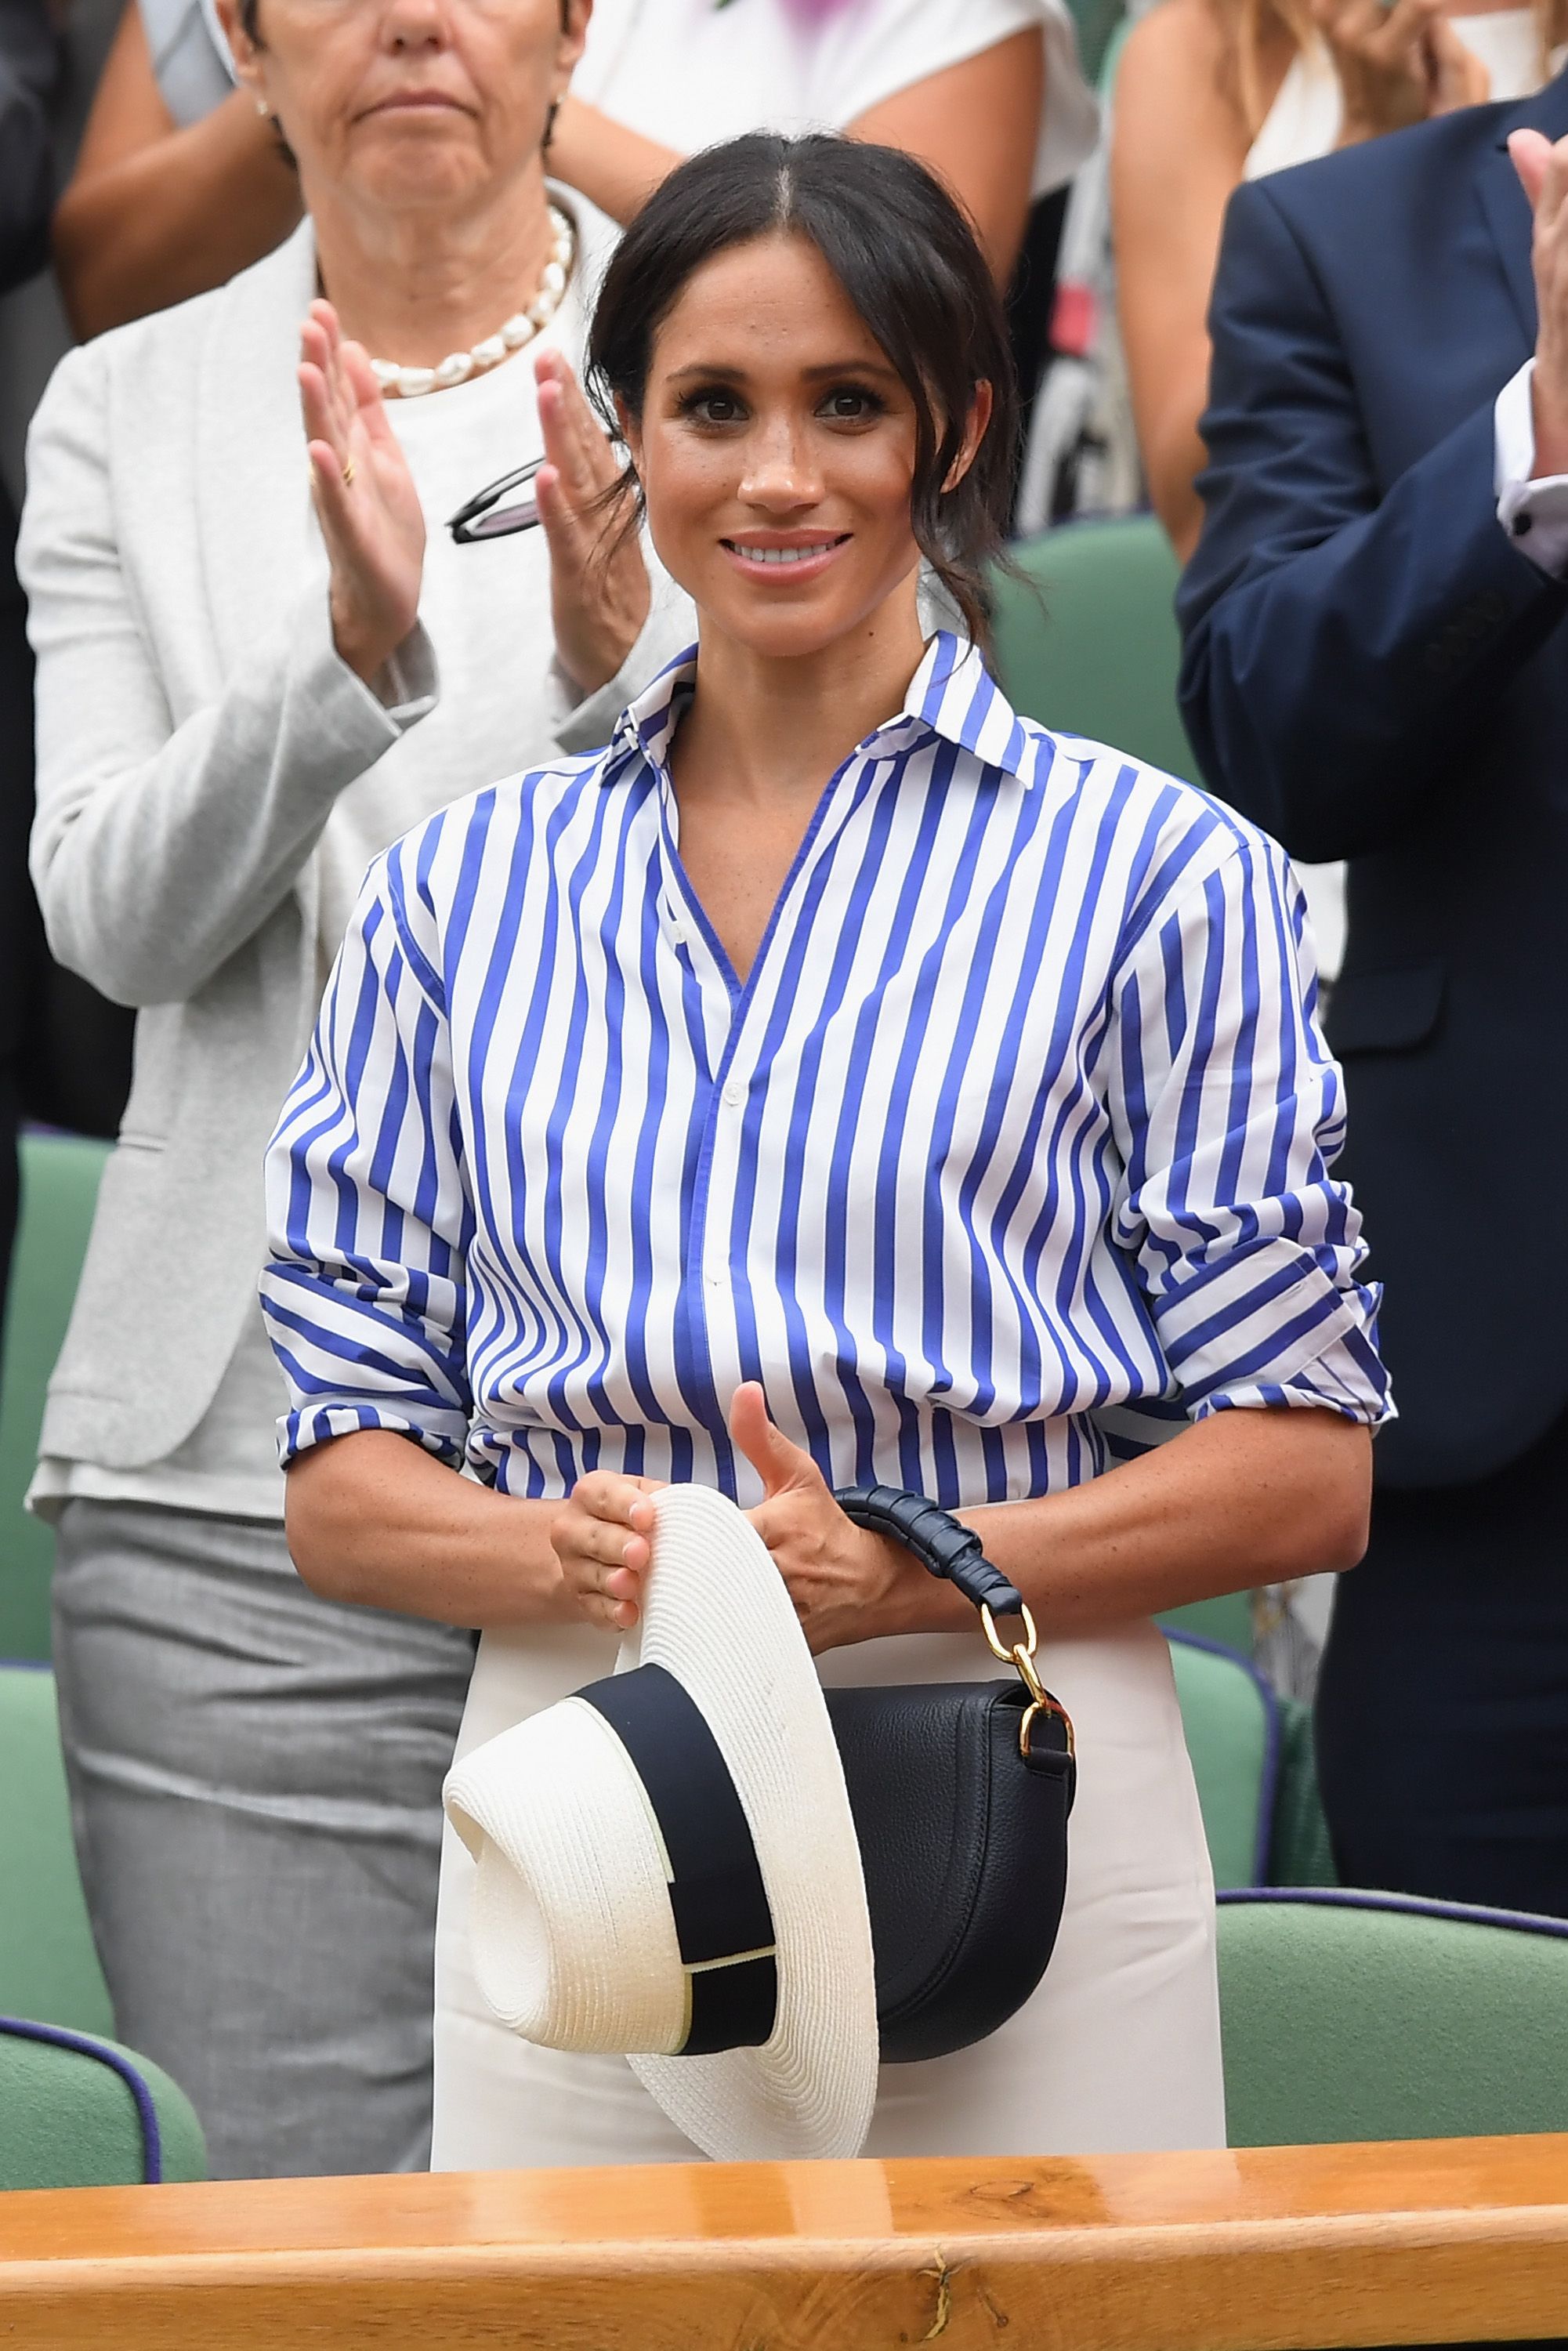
[342,458,356,487]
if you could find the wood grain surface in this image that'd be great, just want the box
[4,2134,1568,2348]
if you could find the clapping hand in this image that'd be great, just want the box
[299,299,425,685]
[534,345,651,696]
[1313,0,1488,147]
[1512,129,1568,480]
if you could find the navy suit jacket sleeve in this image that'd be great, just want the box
[1176,172,1568,862]
[0,0,57,296]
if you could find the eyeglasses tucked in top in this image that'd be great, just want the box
[447,457,543,544]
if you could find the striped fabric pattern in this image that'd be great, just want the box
[261,634,1389,1507]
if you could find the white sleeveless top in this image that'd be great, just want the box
[1245,9,1541,180]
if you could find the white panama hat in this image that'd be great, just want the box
[443,1481,881,2163]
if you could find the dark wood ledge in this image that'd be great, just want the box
[5,2132,1568,2347]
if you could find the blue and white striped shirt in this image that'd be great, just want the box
[262,634,1390,1506]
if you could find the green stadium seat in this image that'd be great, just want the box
[1219,1891,1568,2146]
[1166,1632,1275,1891]
[0,1131,111,1660]
[0,1661,112,2038]
[0,2016,205,2190]
[1159,1590,1255,1654]
[991,516,1196,782]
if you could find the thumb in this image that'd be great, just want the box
[1510,127,1554,210]
[729,1382,818,1499]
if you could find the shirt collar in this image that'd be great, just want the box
[606,631,1031,783]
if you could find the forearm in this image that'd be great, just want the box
[285,1429,581,1628]
[882,1407,1371,1643]
[30,597,430,1005]
[546,96,680,226]
[53,92,301,340]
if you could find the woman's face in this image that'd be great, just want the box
[623,234,982,665]
[221,0,585,219]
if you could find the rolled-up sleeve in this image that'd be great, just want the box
[1106,827,1391,1429]
[260,843,475,1469]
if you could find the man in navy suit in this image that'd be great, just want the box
[1179,78,1568,1918]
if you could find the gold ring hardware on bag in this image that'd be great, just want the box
[981,1600,1076,1760]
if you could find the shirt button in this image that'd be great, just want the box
[1513,511,1534,538]
[722,1078,744,1107]
[705,1269,724,1290]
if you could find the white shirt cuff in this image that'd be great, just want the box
[1495,357,1568,576]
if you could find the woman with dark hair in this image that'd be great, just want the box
[20,0,685,2182]
[264,132,1389,2164]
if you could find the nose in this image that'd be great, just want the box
[378,0,451,53]
[737,412,823,513]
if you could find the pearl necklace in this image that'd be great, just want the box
[369,205,576,400]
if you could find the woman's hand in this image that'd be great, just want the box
[534,346,650,696]
[1314,0,1489,146]
[299,300,425,685]
[730,1385,932,1654]
[551,1469,666,1632]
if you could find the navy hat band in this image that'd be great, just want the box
[577,1663,779,2056]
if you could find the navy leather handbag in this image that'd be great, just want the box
[828,1485,1077,2064]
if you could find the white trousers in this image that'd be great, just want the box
[431,1615,1225,2167]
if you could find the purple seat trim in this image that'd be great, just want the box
[1216,1886,1568,1941]
[0,2016,164,2183]
[1164,1628,1281,1888]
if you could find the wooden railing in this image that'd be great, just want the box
[5,2134,1568,2348]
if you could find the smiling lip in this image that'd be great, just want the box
[721,532,850,582]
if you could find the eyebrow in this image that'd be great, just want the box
[661,359,904,386]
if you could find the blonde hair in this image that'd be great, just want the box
[1211,0,1568,139]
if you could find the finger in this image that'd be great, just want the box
[538,364,619,498]
[570,1471,658,1529]
[560,1513,651,1575]
[298,362,342,462]
[340,335,397,447]
[534,459,587,565]
[304,436,359,552]
[1512,129,1554,209]
[728,1382,820,1500]
[537,377,598,502]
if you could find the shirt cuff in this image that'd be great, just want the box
[1495,358,1568,577]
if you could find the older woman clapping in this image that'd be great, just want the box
[18,0,679,2182]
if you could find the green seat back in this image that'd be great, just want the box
[0,1664,113,2036]
[1158,1592,1254,1654]
[1219,1893,1568,2146]
[990,518,1196,783]
[0,2018,205,2189]
[0,1132,111,1659]
[1269,1694,1338,1889]
[1166,1634,1274,1890]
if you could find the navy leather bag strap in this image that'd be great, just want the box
[833,1483,1027,1620]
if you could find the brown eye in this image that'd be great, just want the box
[682,389,745,424]
[820,386,882,422]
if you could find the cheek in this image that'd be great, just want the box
[639,436,735,550]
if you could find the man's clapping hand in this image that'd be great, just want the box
[1511,129,1568,480]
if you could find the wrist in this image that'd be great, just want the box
[331,597,404,688]
[1532,368,1568,479]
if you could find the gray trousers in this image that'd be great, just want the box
[53,1498,475,2179]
